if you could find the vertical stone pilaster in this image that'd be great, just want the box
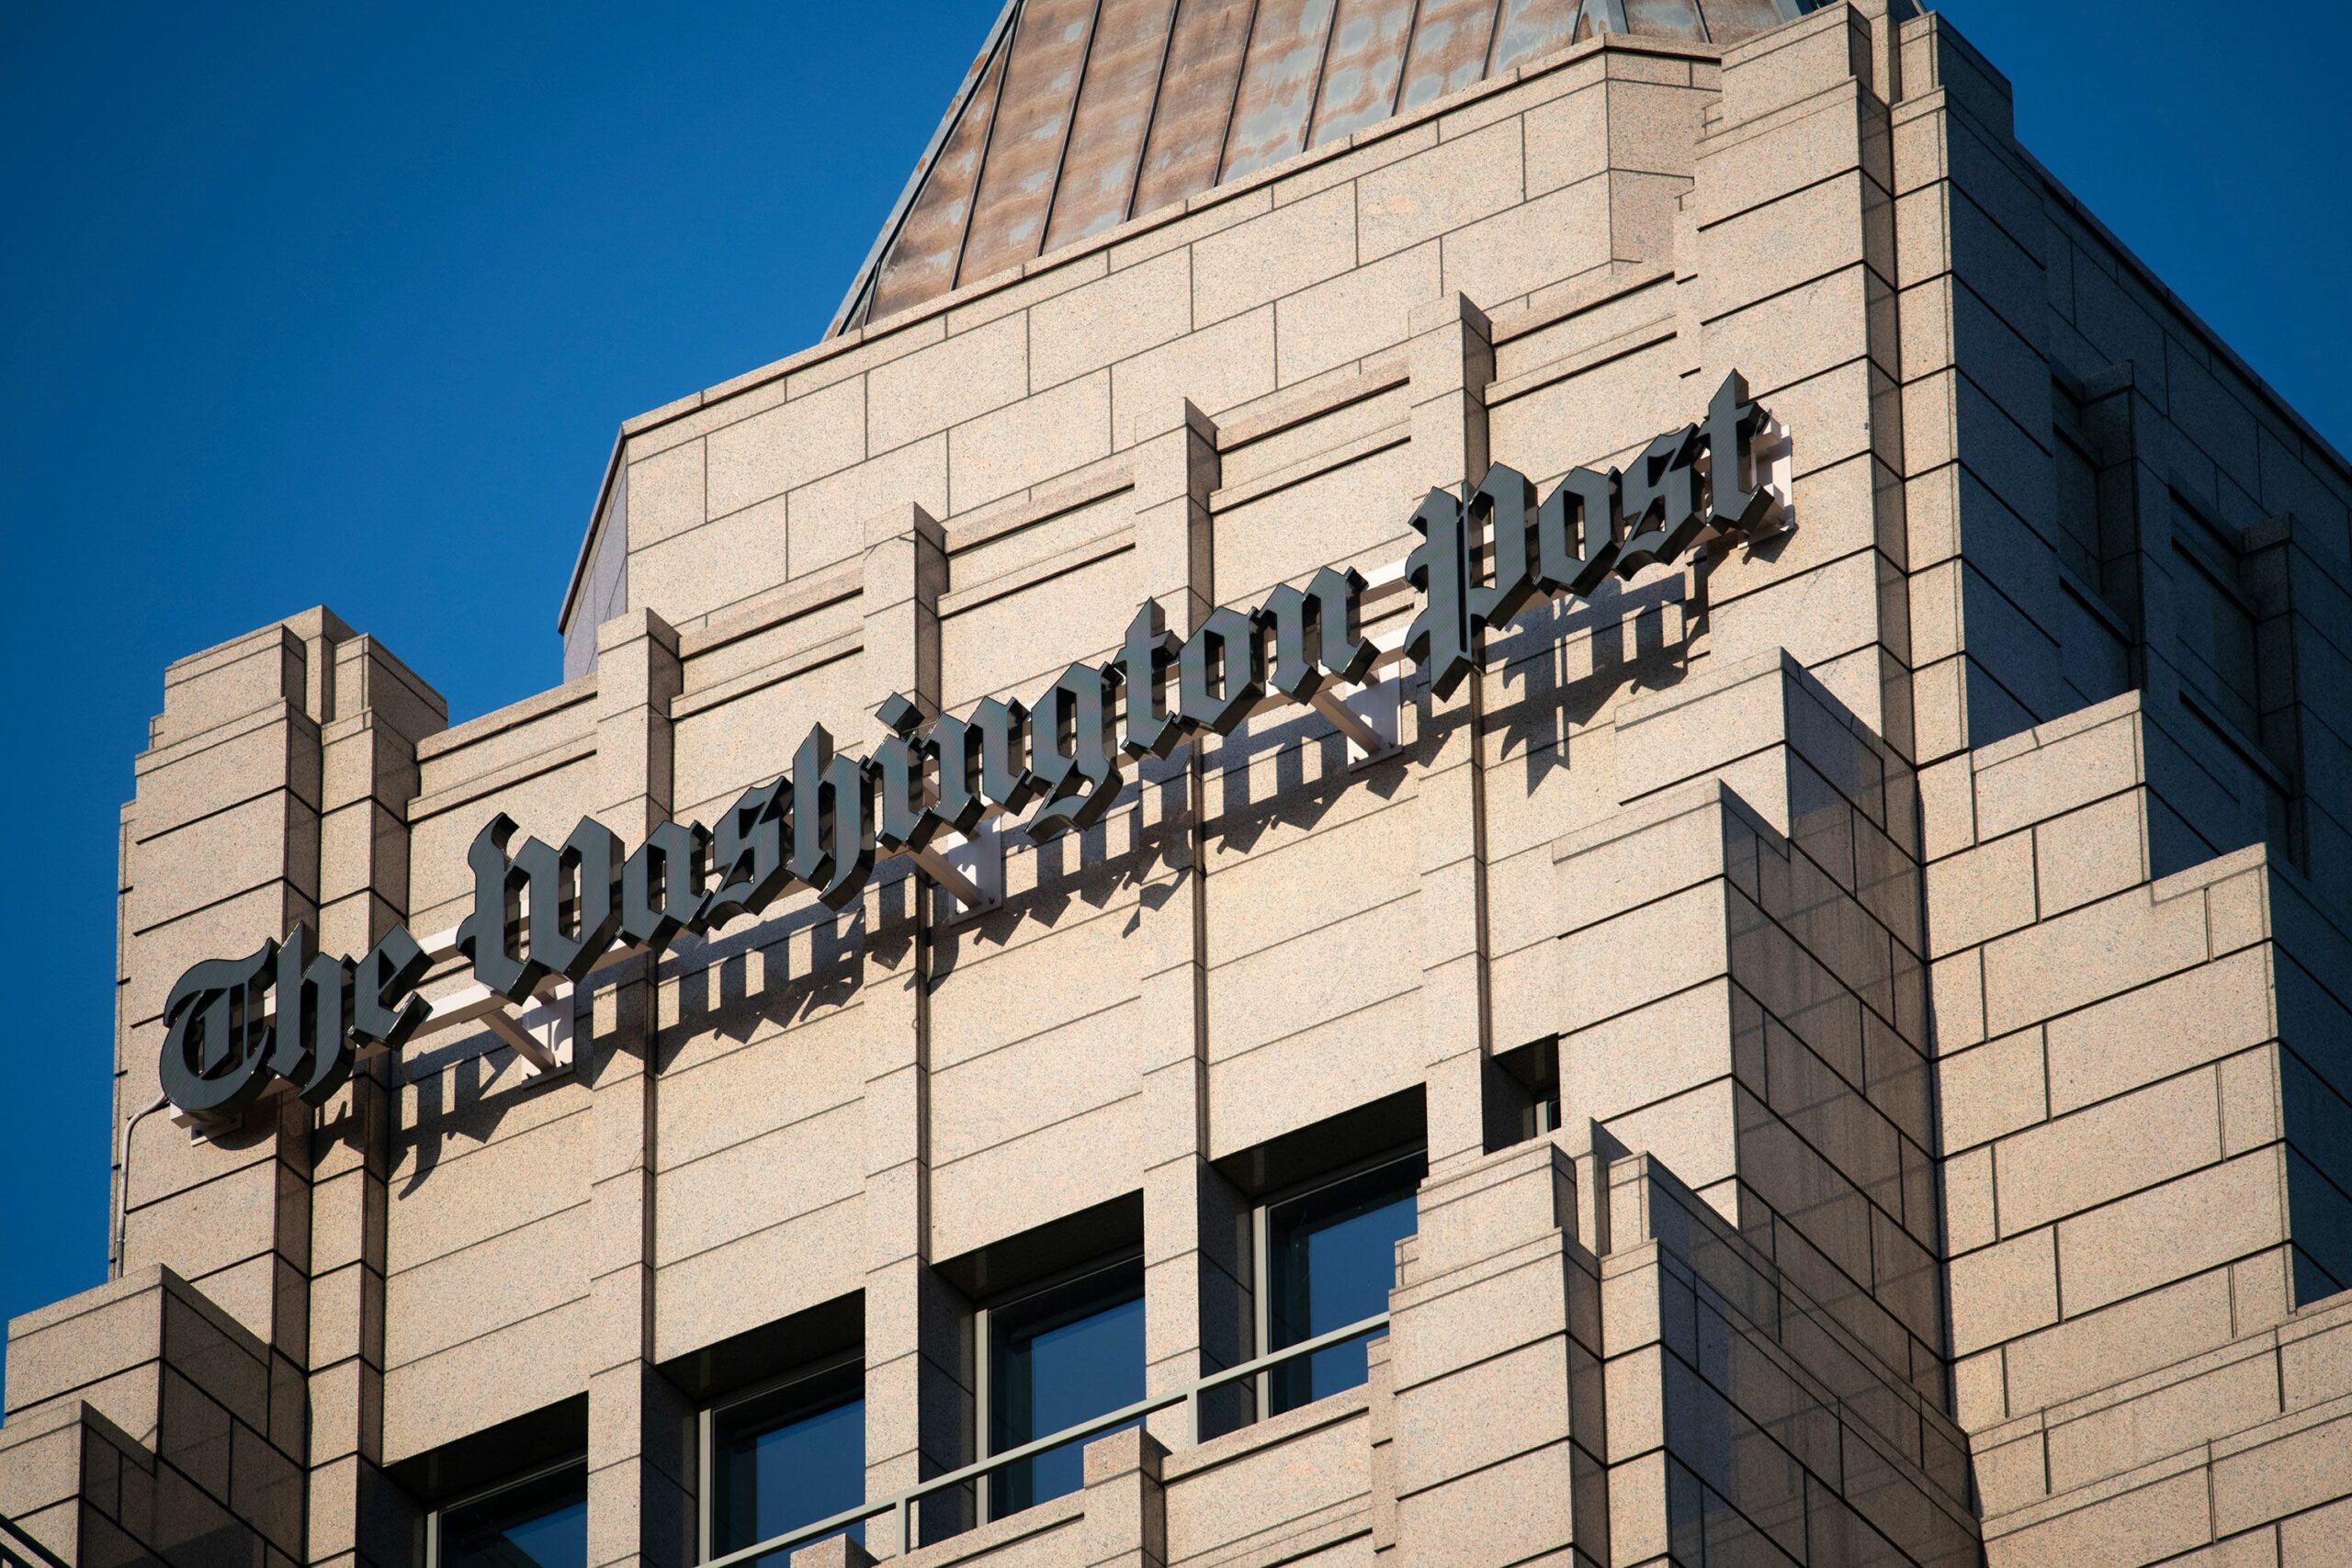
[308,636,445,1568]
[857,504,963,1555]
[1127,403,1244,1445]
[1404,296,1503,1175]
[119,611,348,1357]
[1377,1140,1600,1568]
[1077,1428,1168,1568]
[585,610,692,1568]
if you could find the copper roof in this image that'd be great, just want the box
[834,0,1815,333]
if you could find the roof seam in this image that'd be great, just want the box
[1212,0,1263,186]
[828,0,1023,335]
[952,0,1023,292]
[1125,0,1184,226]
[1039,0,1111,259]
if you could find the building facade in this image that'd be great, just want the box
[6,4,2352,1566]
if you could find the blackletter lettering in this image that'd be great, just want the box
[1029,661,1125,837]
[1117,601,1185,759]
[354,926,430,1052]
[874,694,944,853]
[158,373,1792,1129]
[620,820,711,952]
[705,776,792,928]
[1703,370,1774,534]
[458,814,624,1004]
[157,939,277,1122]
[269,923,356,1106]
[1179,606,1265,735]
[1405,487,1476,700]
[1535,467,1619,597]
[1613,424,1702,578]
[1261,567,1375,702]
[931,698,1035,835]
[1469,465,1541,632]
[792,723,876,910]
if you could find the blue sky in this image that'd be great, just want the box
[0,2,2343,1398]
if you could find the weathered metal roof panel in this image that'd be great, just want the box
[837,0,1817,333]
[1308,0,1418,147]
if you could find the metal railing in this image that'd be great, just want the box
[0,1511,71,1568]
[706,1312,1391,1568]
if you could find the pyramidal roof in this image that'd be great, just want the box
[833,0,1818,333]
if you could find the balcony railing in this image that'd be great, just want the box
[706,1311,1391,1568]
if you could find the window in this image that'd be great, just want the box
[704,1358,865,1565]
[2052,417,2105,587]
[2173,503,2262,739]
[979,1256,1145,1517]
[430,1460,587,1568]
[1259,1151,1425,1417]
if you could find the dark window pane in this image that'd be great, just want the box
[439,1464,587,1568]
[2054,431,2103,584]
[2174,527,2260,736]
[1267,1156,1423,1415]
[989,1264,1146,1516]
[712,1380,867,1565]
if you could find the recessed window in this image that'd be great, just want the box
[2172,502,2262,739]
[431,1460,587,1568]
[704,1359,865,1565]
[1261,1151,1424,1416]
[981,1256,1145,1517]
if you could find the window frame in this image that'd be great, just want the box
[973,1247,1147,1524]
[424,1454,590,1568]
[695,1347,866,1565]
[1250,1144,1426,1420]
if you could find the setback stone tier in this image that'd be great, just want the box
[7,5,2352,1568]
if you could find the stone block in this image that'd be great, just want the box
[1439,175,1611,313]
[383,1205,588,1371]
[1939,1026,2046,1154]
[1925,829,2035,957]
[2280,1310,2352,1413]
[1274,243,1442,385]
[2045,1348,2279,1496]
[1988,1462,2211,1567]
[654,1101,865,1268]
[867,311,1027,454]
[1111,305,1276,437]
[2057,1151,2286,1317]
[2277,1492,2352,1565]
[2032,789,2148,919]
[1947,1227,2056,1358]
[1160,1396,1369,1563]
[6,1273,170,1418]
[1996,1066,2221,1236]
[1523,82,1604,197]
[1031,249,1192,391]
[947,370,1113,513]
[1357,119,1523,262]
[1979,875,2211,1040]
[2211,1397,2352,1537]
[1395,1438,1574,1567]
[1699,174,1871,325]
[2044,947,2274,1115]
[1192,186,1355,326]
[1970,695,2143,841]
[706,377,866,521]
[1392,1336,1570,1495]
[787,434,950,577]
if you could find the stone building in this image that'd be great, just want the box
[6,2,2351,1565]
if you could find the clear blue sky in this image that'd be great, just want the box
[0,3,2343,1399]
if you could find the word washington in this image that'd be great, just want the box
[158,372,1782,1123]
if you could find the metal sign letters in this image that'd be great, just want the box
[157,372,1785,1127]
